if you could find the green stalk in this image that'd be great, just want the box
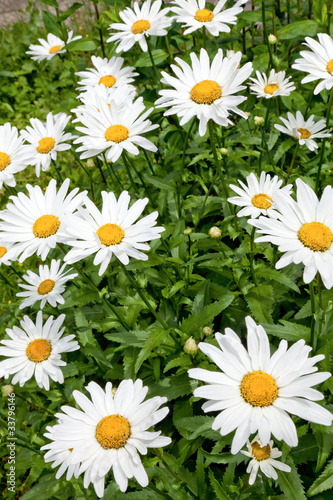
[259,99,271,174]
[143,149,155,175]
[202,26,207,49]
[284,142,299,185]
[92,0,106,58]
[146,37,159,82]
[328,0,331,35]
[262,1,274,69]
[315,87,333,193]
[181,118,196,170]
[309,281,317,350]
[208,120,229,202]
[121,152,137,193]
[249,226,259,287]
[51,160,64,183]
[124,152,156,208]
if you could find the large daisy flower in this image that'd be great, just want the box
[26,30,81,62]
[188,316,332,454]
[16,259,78,310]
[21,112,76,177]
[76,55,138,92]
[42,380,171,497]
[240,435,291,485]
[107,0,172,53]
[274,111,331,151]
[0,123,34,188]
[249,179,333,289]
[228,172,292,219]
[249,69,295,99]
[73,97,158,162]
[0,312,79,390]
[155,48,253,136]
[292,33,333,95]
[0,178,85,263]
[170,0,245,37]
[64,190,164,275]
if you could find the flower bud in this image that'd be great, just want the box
[2,385,14,397]
[209,226,221,238]
[184,228,192,235]
[184,337,199,355]
[254,116,265,126]
[112,387,117,397]
[86,159,94,168]
[202,326,212,336]
[220,147,228,156]
[268,34,277,45]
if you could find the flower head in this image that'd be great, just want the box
[76,55,138,92]
[26,30,81,62]
[274,111,331,151]
[0,123,34,188]
[249,69,295,99]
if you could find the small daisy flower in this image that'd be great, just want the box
[188,315,332,455]
[241,435,291,485]
[74,97,158,162]
[42,379,171,497]
[76,55,138,92]
[0,123,34,188]
[250,179,333,289]
[249,69,295,99]
[0,312,79,390]
[228,172,292,219]
[42,425,81,481]
[171,0,245,37]
[274,111,331,151]
[292,33,333,95]
[64,190,164,275]
[107,0,172,53]
[155,48,253,136]
[0,241,19,266]
[16,259,78,310]
[0,178,85,263]
[21,112,76,177]
[26,30,81,62]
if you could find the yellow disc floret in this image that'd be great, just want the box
[0,246,7,258]
[37,279,56,295]
[190,80,222,105]
[105,125,129,143]
[240,370,278,407]
[95,414,131,449]
[194,9,214,22]
[298,221,333,252]
[297,128,312,139]
[49,45,62,54]
[251,193,273,210]
[26,339,52,363]
[33,215,60,238]
[131,20,151,34]
[251,440,271,461]
[0,152,10,171]
[37,137,55,154]
[327,59,333,75]
[99,75,116,88]
[97,223,125,246]
[264,84,279,95]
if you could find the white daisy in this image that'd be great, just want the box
[73,97,158,162]
[228,172,292,219]
[188,315,332,455]
[156,48,253,136]
[292,33,333,95]
[20,112,76,177]
[42,425,81,481]
[64,190,164,275]
[249,69,295,99]
[240,435,291,485]
[16,259,78,310]
[0,178,86,263]
[170,0,245,37]
[107,0,172,53]
[76,55,138,92]
[26,30,81,63]
[0,122,34,188]
[42,379,171,497]
[274,111,331,151]
[0,312,79,390]
[249,179,333,289]
[0,241,19,266]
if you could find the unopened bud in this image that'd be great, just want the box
[209,226,221,238]
[226,49,236,59]
[86,159,94,168]
[254,116,265,126]
[2,385,14,397]
[268,34,277,45]
[202,326,212,336]
[112,387,117,397]
[184,337,199,355]
[184,228,192,235]
[220,147,228,156]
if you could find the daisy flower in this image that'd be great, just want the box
[240,435,291,485]
[42,379,171,497]
[21,112,76,177]
[228,172,292,219]
[73,97,158,162]
[274,111,331,151]
[16,259,78,310]
[0,241,19,267]
[292,33,333,95]
[0,312,79,390]
[250,179,333,289]
[26,30,81,62]
[188,316,332,455]
[107,0,172,53]
[42,424,81,481]
[0,178,85,263]
[170,0,245,37]
[64,190,164,275]
[249,69,295,99]
[76,55,138,92]
[155,48,253,136]
[0,123,34,188]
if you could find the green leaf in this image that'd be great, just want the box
[273,138,295,163]
[65,38,97,51]
[134,326,170,373]
[278,462,307,500]
[135,49,169,67]
[208,470,232,500]
[59,2,83,21]
[308,459,333,496]
[277,20,320,40]
[148,375,195,401]
[262,320,311,343]
[313,425,333,471]
[180,294,235,335]
[39,0,58,7]
[255,268,300,293]
[42,11,63,39]
[245,285,274,323]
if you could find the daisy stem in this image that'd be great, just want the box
[121,152,137,193]
[309,281,317,350]
[259,100,271,174]
[202,26,207,50]
[92,0,106,58]
[4,184,17,197]
[181,118,196,170]
[146,37,159,83]
[250,226,259,287]
[208,121,229,203]
[51,160,64,183]
[328,0,331,35]
[262,1,274,69]
[143,149,155,175]
[284,142,299,185]
[315,87,333,192]
[124,151,157,208]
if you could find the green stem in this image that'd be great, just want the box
[143,149,155,175]
[309,281,317,349]
[194,169,219,230]
[124,152,156,208]
[122,152,137,193]
[52,160,64,183]
[315,87,333,193]
[259,100,271,174]
[92,0,106,58]
[181,118,196,170]
[208,120,229,202]
[146,37,159,82]
[328,0,331,35]
[262,1,274,69]
[284,142,299,185]
[250,226,258,287]
[202,26,207,49]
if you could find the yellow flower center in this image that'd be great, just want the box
[37,137,55,154]
[240,370,278,407]
[0,152,10,171]
[37,279,56,295]
[97,223,124,246]
[99,75,116,88]
[327,59,333,75]
[195,8,214,22]
[49,44,62,54]
[33,215,60,238]
[105,125,129,143]
[131,19,151,34]
[95,414,131,449]
[298,221,333,252]
[0,246,7,258]
[297,128,311,139]
[264,84,279,95]
[190,80,222,105]
[26,339,52,363]
[251,440,271,461]
[251,193,273,210]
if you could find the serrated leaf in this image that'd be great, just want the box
[255,268,300,293]
[313,425,333,471]
[59,2,83,21]
[262,320,311,343]
[164,355,190,373]
[148,375,195,401]
[273,138,295,163]
[308,459,333,496]
[134,326,170,373]
[208,469,232,500]
[180,294,235,335]
[278,462,306,500]
[245,285,273,323]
